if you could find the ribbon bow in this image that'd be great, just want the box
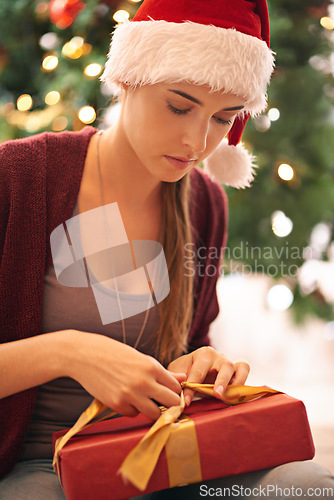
[53,383,280,491]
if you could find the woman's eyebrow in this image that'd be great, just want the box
[167,89,244,111]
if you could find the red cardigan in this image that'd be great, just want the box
[0,126,228,478]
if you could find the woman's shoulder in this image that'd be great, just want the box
[0,126,96,177]
[190,166,228,215]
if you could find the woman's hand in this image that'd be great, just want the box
[167,346,250,406]
[64,330,186,421]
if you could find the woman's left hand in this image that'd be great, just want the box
[167,346,250,407]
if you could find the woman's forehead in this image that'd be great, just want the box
[154,81,246,110]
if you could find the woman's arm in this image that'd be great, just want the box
[0,330,185,420]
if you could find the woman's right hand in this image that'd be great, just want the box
[64,330,185,420]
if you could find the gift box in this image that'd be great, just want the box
[52,391,315,500]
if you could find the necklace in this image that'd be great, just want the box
[95,130,150,350]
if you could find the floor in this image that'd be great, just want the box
[210,274,334,473]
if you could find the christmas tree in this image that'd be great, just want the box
[0,0,333,323]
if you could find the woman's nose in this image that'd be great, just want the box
[182,120,209,155]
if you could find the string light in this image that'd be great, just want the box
[62,37,85,59]
[84,63,103,77]
[129,0,142,2]
[320,17,334,30]
[52,116,68,132]
[268,108,280,121]
[113,10,130,23]
[277,163,294,181]
[271,210,293,237]
[78,106,96,124]
[42,55,59,71]
[45,91,60,106]
[17,94,33,112]
[39,33,60,50]
[266,284,294,311]
[310,222,332,253]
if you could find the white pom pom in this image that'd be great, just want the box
[203,140,257,189]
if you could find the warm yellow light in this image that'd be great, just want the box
[17,94,33,112]
[45,91,60,106]
[78,106,96,124]
[42,55,58,71]
[72,36,84,47]
[278,163,294,181]
[84,63,103,77]
[113,10,130,23]
[82,43,92,55]
[320,16,334,30]
[62,37,85,59]
[129,0,142,2]
[268,108,280,121]
[62,42,81,59]
[52,116,68,132]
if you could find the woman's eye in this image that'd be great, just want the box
[167,104,190,115]
[214,116,233,126]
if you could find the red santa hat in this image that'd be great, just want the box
[101,0,275,189]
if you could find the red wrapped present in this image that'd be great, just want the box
[52,385,315,500]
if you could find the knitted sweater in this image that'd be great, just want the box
[0,126,228,478]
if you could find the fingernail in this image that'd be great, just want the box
[216,385,224,397]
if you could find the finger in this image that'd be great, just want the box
[170,372,187,383]
[183,348,214,406]
[150,383,182,409]
[167,354,192,377]
[213,359,236,399]
[156,367,184,395]
[113,402,139,418]
[136,397,163,421]
[229,361,250,386]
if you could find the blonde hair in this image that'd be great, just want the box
[154,174,196,366]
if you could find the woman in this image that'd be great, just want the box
[1,0,333,498]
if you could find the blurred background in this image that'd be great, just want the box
[0,0,333,472]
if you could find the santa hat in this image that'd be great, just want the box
[101,0,275,188]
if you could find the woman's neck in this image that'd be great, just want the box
[98,124,163,213]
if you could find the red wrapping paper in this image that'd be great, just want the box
[52,394,315,500]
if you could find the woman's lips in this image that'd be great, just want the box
[164,155,196,171]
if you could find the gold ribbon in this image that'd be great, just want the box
[53,383,280,491]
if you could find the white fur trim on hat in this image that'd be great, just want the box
[101,20,275,115]
[203,140,257,189]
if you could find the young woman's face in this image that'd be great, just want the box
[120,81,246,182]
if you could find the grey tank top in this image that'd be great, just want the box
[19,201,160,460]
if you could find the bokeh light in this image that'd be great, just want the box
[266,284,294,311]
[78,106,96,124]
[42,55,58,71]
[84,63,103,77]
[271,210,293,237]
[45,91,60,106]
[278,163,294,181]
[268,108,280,121]
[113,10,130,23]
[17,94,33,112]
